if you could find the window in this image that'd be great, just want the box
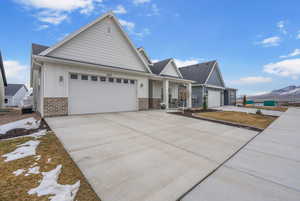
[4,98,8,104]
[70,74,78,79]
[123,79,128,84]
[130,80,135,84]
[109,77,114,82]
[100,77,106,82]
[81,75,88,80]
[116,78,122,83]
[91,76,98,81]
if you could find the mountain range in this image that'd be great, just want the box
[247,85,300,102]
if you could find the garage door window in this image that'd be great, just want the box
[100,77,106,82]
[91,76,98,81]
[81,75,88,80]
[123,79,128,84]
[109,77,114,82]
[70,74,78,79]
[116,78,122,83]
[130,80,135,84]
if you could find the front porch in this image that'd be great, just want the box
[148,78,192,110]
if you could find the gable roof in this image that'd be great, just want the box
[150,58,172,75]
[32,43,49,55]
[137,47,152,64]
[37,12,152,73]
[5,84,27,96]
[0,51,7,86]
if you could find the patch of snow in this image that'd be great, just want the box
[13,169,25,176]
[28,165,80,201]
[280,88,300,95]
[30,162,38,167]
[2,140,40,162]
[47,158,52,163]
[0,117,40,135]
[35,155,41,161]
[25,166,40,176]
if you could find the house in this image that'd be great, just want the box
[180,60,236,108]
[224,88,237,105]
[0,51,8,108]
[30,12,193,117]
[4,84,28,107]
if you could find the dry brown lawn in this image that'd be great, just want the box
[0,131,101,201]
[195,111,277,129]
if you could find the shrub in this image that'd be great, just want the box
[203,95,208,111]
[256,109,262,115]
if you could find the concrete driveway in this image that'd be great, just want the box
[46,110,257,201]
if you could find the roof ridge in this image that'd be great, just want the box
[179,60,217,69]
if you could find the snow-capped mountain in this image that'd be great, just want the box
[248,85,300,101]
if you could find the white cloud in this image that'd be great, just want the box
[119,19,135,31]
[113,5,127,14]
[296,31,300,40]
[3,60,29,85]
[264,58,300,80]
[230,76,272,85]
[36,24,49,31]
[174,58,201,67]
[258,36,281,47]
[133,0,151,5]
[15,0,103,24]
[280,49,300,58]
[147,4,159,16]
[277,20,287,35]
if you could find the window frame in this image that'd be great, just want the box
[70,73,78,80]
[81,75,89,81]
[91,75,98,81]
[108,77,114,83]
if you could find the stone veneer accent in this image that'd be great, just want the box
[44,97,68,117]
[149,98,161,109]
[138,98,149,110]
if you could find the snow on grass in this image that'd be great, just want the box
[47,158,52,163]
[28,165,80,201]
[0,117,40,134]
[2,140,40,162]
[13,169,25,176]
[25,166,40,176]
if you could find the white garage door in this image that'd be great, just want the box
[69,74,137,115]
[208,90,221,108]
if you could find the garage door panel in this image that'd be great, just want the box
[69,76,137,115]
[208,90,220,108]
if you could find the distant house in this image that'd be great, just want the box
[180,61,237,108]
[5,84,28,107]
[0,51,7,108]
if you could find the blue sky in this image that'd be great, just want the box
[1,0,300,95]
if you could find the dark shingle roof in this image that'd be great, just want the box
[32,43,49,55]
[0,51,7,86]
[5,84,27,96]
[179,60,216,84]
[150,58,172,75]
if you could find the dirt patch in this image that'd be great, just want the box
[244,105,287,112]
[0,112,41,126]
[0,131,101,201]
[195,111,277,129]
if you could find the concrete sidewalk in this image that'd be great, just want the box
[214,106,283,116]
[182,108,300,201]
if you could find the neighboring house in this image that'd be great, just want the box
[180,60,236,108]
[224,88,237,105]
[5,84,28,107]
[0,51,8,108]
[30,12,193,117]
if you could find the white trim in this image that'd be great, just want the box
[39,12,152,74]
[137,47,152,64]
[204,61,225,87]
[193,83,225,90]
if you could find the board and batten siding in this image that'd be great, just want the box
[0,72,4,108]
[160,62,179,78]
[48,17,147,72]
[206,67,224,87]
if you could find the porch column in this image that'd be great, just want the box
[187,83,192,108]
[163,79,169,109]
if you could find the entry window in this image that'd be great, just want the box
[81,75,88,80]
[116,78,122,83]
[4,98,8,104]
[130,80,135,84]
[100,77,106,82]
[70,74,78,79]
[109,77,114,82]
[91,76,98,81]
[123,79,129,84]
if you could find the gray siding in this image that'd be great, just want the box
[225,89,237,105]
[0,72,4,108]
[192,86,203,107]
[206,68,224,87]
